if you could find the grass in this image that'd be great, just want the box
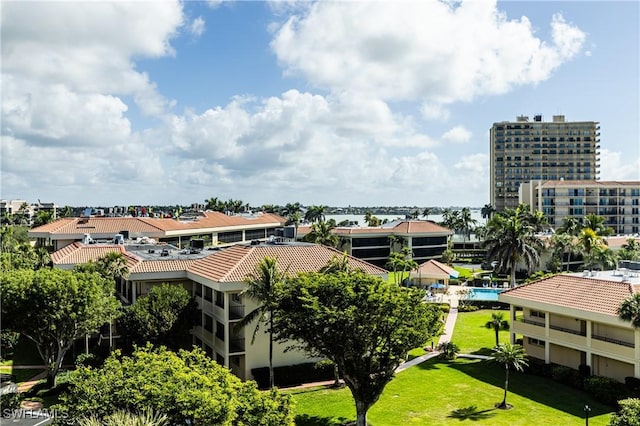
[451,309,511,355]
[289,357,614,425]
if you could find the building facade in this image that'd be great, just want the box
[520,180,640,234]
[50,240,387,382]
[490,115,600,212]
[499,272,640,382]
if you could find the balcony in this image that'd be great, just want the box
[229,304,245,321]
[229,338,245,354]
[591,335,635,359]
[549,324,586,346]
[514,318,545,336]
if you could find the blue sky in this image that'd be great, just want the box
[1,0,638,208]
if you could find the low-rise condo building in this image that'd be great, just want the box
[499,269,640,382]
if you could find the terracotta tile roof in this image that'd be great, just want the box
[130,259,199,274]
[50,242,140,269]
[606,236,640,249]
[333,220,451,235]
[188,243,387,282]
[414,259,456,278]
[500,274,637,317]
[30,212,286,238]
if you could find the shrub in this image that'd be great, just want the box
[457,305,478,312]
[551,365,583,389]
[579,364,592,378]
[609,398,640,426]
[625,377,640,393]
[437,341,459,360]
[584,376,630,407]
[438,304,450,313]
[75,352,104,368]
[0,392,22,410]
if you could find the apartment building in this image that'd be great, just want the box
[29,211,286,251]
[298,220,453,268]
[520,180,640,234]
[50,240,387,381]
[499,271,640,382]
[490,115,600,212]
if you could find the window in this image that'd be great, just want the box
[204,314,213,333]
[216,321,225,341]
[204,287,213,302]
[531,310,546,319]
[528,337,545,347]
[195,283,202,298]
[231,293,241,303]
[216,353,225,366]
[245,229,266,240]
[218,231,242,243]
[215,290,224,308]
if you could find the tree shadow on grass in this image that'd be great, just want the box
[448,405,496,421]
[295,414,351,426]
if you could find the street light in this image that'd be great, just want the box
[584,404,591,426]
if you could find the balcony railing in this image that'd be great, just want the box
[592,334,635,348]
[520,318,544,327]
[549,324,585,336]
[229,304,245,321]
[229,338,245,353]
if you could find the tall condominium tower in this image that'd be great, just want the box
[489,114,600,212]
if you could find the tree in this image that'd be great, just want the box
[557,216,583,236]
[617,293,640,329]
[319,253,352,274]
[364,211,381,227]
[485,312,509,346]
[96,251,129,282]
[609,398,640,426]
[56,345,293,425]
[1,268,120,386]
[577,227,605,265]
[304,205,326,223]
[438,341,459,360]
[386,246,418,285]
[483,210,542,288]
[422,207,434,220]
[584,213,614,236]
[285,211,302,240]
[119,284,200,350]
[549,232,578,272]
[459,207,478,249]
[234,256,284,389]
[618,238,640,261]
[490,343,528,409]
[33,210,54,227]
[304,220,338,247]
[273,270,442,426]
[586,244,617,271]
[481,204,495,224]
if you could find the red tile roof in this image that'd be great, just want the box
[50,242,140,269]
[333,220,451,235]
[414,259,456,278]
[188,244,387,282]
[500,274,639,317]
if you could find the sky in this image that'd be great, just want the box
[1,0,639,208]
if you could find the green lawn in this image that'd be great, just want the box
[451,309,511,355]
[289,358,614,425]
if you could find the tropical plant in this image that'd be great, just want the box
[234,256,284,389]
[459,207,478,248]
[481,204,495,223]
[272,270,442,426]
[483,209,542,288]
[438,341,459,360]
[490,342,528,409]
[422,207,434,220]
[584,213,614,236]
[386,246,418,285]
[319,253,352,274]
[485,312,509,346]
[617,293,640,329]
[304,220,338,247]
[549,232,578,272]
[618,238,640,261]
[364,211,381,227]
[609,398,640,426]
[304,205,326,223]
[78,409,168,426]
[557,216,583,236]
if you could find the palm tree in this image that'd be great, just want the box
[364,211,381,227]
[481,204,495,224]
[422,207,433,220]
[583,213,613,236]
[490,343,528,409]
[304,205,326,223]
[459,207,478,249]
[234,256,284,388]
[557,216,582,236]
[305,220,338,247]
[549,233,578,272]
[320,253,351,274]
[617,293,640,329]
[96,251,130,283]
[485,312,509,346]
[386,246,417,285]
[586,245,617,271]
[618,238,640,261]
[483,211,542,288]
[286,211,302,241]
[577,227,603,264]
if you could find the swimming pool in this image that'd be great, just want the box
[466,287,504,302]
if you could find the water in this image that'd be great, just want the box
[466,287,505,302]
[326,211,483,226]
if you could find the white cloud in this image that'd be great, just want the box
[190,16,206,38]
[599,149,640,181]
[442,126,472,144]
[271,1,586,103]
[421,102,450,121]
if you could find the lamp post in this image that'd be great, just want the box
[584,404,591,426]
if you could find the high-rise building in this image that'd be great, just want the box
[490,114,600,212]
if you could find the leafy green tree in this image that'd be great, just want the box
[617,293,640,329]
[557,216,583,236]
[119,284,200,350]
[459,207,478,248]
[485,312,509,346]
[609,398,640,426]
[422,207,433,220]
[586,244,617,270]
[618,238,640,261]
[584,213,614,236]
[304,205,326,223]
[273,270,442,426]
[364,211,381,226]
[549,232,578,272]
[56,345,293,425]
[96,251,129,282]
[481,204,495,224]
[490,343,528,409]
[234,256,284,389]
[483,209,542,287]
[319,253,352,274]
[1,268,120,386]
